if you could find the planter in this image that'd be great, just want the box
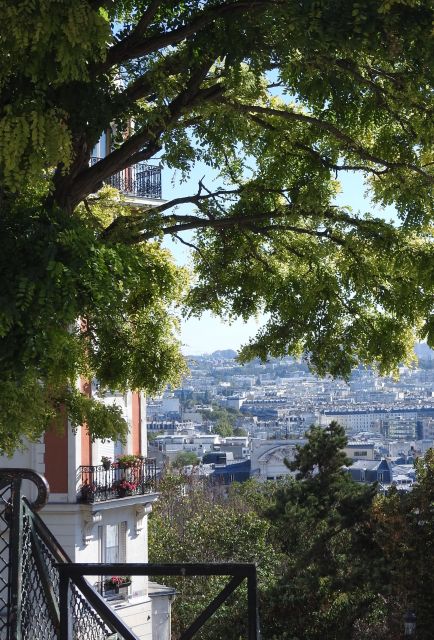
[102,461,111,471]
[80,485,95,503]
[104,581,131,598]
[117,582,131,598]
[117,488,132,498]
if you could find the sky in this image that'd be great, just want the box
[160,156,396,356]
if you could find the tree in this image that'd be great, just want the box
[263,422,385,639]
[213,417,234,437]
[149,473,279,639]
[1,1,433,451]
[147,430,163,443]
[172,450,200,468]
[371,449,434,640]
[233,427,248,437]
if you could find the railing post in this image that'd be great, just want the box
[8,479,23,640]
[247,566,260,640]
[59,569,72,640]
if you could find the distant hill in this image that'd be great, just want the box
[211,349,238,359]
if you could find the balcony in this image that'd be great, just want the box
[78,458,157,503]
[90,156,162,200]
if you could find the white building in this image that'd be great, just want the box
[0,389,173,639]
[0,147,174,639]
[250,439,305,481]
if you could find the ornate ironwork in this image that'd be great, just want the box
[0,479,12,640]
[78,459,157,503]
[90,157,162,199]
[0,469,131,640]
[0,469,49,512]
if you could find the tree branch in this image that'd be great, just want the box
[226,102,434,183]
[101,187,242,240]
[173,233,208,263]
[67,58,218,208]
[137,213,348,245]
[102,0,274,70]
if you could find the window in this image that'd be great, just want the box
[354,451,368,457]
[99,522,127,564]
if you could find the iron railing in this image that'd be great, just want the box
[0,469,260,640]
[78,459,157,503]
[0,468,127,640]
[90,157,162,199]
[58,563,259,640]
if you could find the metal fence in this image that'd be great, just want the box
[0,469,129,640]
[58,563,259,640]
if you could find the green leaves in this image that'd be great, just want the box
[263,423,381,639]
[1,0,433,448]
[0,0,111,190]
[149,473,278,639]
[0,195,187,452]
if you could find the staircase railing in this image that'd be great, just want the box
[0,469,260,640]
[58,563,259,640]
[0,469,138,640]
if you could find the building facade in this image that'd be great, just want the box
[0,388,173,639]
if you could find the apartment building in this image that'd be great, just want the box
[0,154,173,640]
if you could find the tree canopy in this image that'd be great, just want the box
[1,0,433,451]
[172,450,200,468]
[265,423,383,639]
[150,424,434,639]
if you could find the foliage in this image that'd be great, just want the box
[105,575,131,588]
[1,0,433,449]
[151,424,434,639]
[147,430,163,442]
[233,427,248,437]
[149,473,279,640]
[172,451,200,468]
[371,449,434,639]
[263,422,384,639]
[116,453,141,468]
[0,188,187,453]
[116,479,137,491]
[213,417,234,438]
[202,406,240,429]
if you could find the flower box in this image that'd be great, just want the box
[104,576,131,599]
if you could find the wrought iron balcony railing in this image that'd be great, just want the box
[90,156,162,199]
[78,458,157,503]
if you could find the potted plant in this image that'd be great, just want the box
[80,481,96,503]
[101,456,112,470]
[116,479,137,497]
[116,454,140,469]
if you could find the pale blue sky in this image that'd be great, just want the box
[161,161,395,355]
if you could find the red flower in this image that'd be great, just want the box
[118,479,137,491]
